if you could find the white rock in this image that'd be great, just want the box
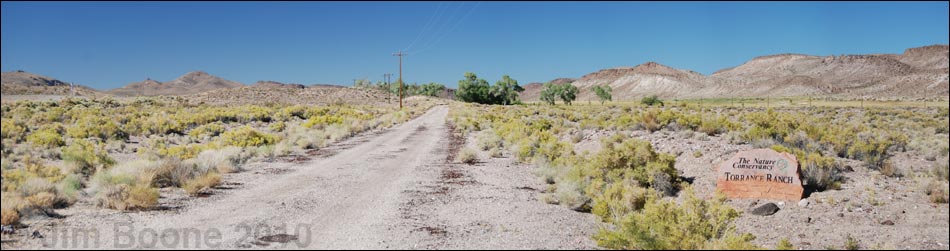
[777,201,786,207]
[798,199,810,208]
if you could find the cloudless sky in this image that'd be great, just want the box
[2,1,948,89]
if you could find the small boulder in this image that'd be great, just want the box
[31,230,43,239]
[881,220,895,226]
[750,203,780,216]
[798,199,810,208]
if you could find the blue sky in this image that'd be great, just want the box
[2,1,948,89]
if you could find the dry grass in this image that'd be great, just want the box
[183,172,222,196]
[95,184,159,211]
[1,208,19,226]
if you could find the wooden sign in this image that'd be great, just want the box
[716,149,803,201]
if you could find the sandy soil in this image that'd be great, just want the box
[578,128,950,250]
[1,106,598,250]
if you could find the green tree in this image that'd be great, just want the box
[456,72,492,104]
[490,75,524,105]
[419,82,446,97]
[592,85,613,105]
[559,83,578,105]
[539,82,560,105]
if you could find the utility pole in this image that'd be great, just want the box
[393,51,407,109]
[383,73,393,104]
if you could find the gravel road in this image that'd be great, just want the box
[12,106,597,250]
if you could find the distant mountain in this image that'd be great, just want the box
[109,71,244,96]
[1,71,106,97]
[521,45,949,101]
[250,81,306,89]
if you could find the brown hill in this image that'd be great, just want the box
[109,71,244,96]
[707,45,948,99]
[522,45,949,101]
[1,71,107,97]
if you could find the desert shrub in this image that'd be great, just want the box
[594,189,757,250]
[183,172,221,196]
[555,179,591,211]
[457,148,478,165]
[91,170,158,211]
[587,135,678,190]
[159,143,216,160]
[908,136,949,161]
[1,119,27,142]
[640,95,664,107]
[935,164,949,181]
[847,131,903,170]
[191,147,250,174]
[476,130,503,151]
[62,139,115,176]
[1,208,19,226]
[844,235,860,250]
[591,181,654,224]
[269,121,287,132]
[221,126,278,147]
[772,145,841,191]
[66,116,126,141]
[26,126,65,148]
[95,183,158,211]
[302,114,344,129]
[187,122,226,138]
[488,147,504,158]
[777,238,795,250]
[143,159,194,188]
[1,156,66,192]
[925,181,949,204]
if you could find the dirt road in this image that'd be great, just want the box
[19,106,597,250]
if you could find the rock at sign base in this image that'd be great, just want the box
[750,203,780,216]
[716,149,804,201]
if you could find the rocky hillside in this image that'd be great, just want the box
[522,45,949,101]
[183,85,398,106]
[1,71,107,97]
[108,71,245,96]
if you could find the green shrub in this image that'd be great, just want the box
[772,145,841,191]
[66,116,126,141]
[62,139,115,176]
[1,156,66,192]
[187,122,226,138]
[587,135,678,191]
[591,181,654,224]
[26,127,65,148]
[1,120,27,142]
[777,238,795,250]
[221,126,277,147]
[594,189,758,250]
[269,121,287,132]
[302,114,344,129]
[641,95,664,107]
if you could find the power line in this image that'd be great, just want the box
[407,2,465,53]
[412,2,481,55]
[403,2,447,52]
